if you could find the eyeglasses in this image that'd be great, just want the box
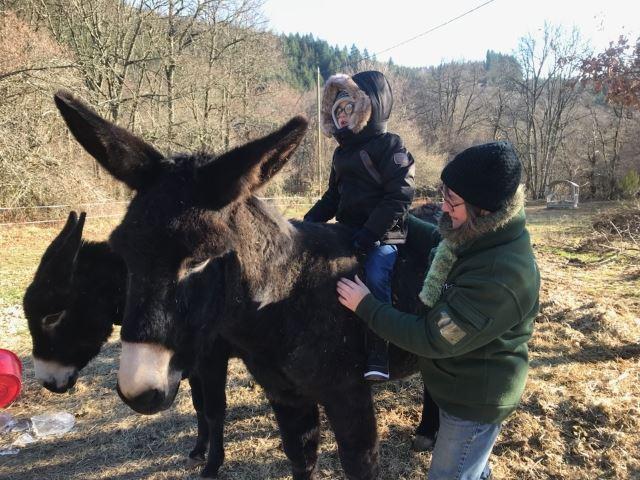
[440,187,465,209]
[334,102,354,117]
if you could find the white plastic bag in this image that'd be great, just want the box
[31,412,75,437]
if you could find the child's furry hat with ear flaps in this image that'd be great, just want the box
[321,74,371,137]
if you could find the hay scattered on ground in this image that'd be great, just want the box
[1,202,638,479]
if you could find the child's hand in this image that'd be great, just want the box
[352,227,379,252]
[337,274,371,312]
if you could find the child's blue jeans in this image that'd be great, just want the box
[428,409,501,480]
[363,244,397,302]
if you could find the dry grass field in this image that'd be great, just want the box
[0,201,638,480]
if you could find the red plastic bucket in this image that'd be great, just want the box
[0,349,22,408]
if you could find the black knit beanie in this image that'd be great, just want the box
[441,141,522,212]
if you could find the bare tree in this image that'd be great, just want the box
[585,103,632,198]
[505,24,588,198]
[579,34,640,198]
[482,54,521,141]
[151,0,274,151]
[18,0,161,123]
[0,10,122,208]
[409,61,486,154]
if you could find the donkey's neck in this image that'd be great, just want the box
[230,196,298,309]
[76,241,127,326]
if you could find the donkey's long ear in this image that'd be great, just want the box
[38,211,78,268]
[196,116,308,208]
[34,211,86,286]
[54,91,164,190]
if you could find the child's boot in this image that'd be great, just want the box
[364,330,389,381]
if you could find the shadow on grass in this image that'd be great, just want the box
[530,341,640,367]
[6,342,287,480]
[0,416,292,480]
[0,398,287,480]
[0,411,195,480]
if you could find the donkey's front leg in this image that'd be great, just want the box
[187,374,208,467]
[269,399,320,480]
[198,339,232,479]
[323,385,379,480]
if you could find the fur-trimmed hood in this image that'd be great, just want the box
[419,185,526,307]
[321,71,393,139]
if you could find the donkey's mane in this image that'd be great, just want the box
[241,196,356,266]
[253,195,353,237]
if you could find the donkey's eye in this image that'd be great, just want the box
[181,258,210,276]
[42,311,65,331]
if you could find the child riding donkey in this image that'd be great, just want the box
[305,70,416,380]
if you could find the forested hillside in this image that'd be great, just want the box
[281,33,378,89]
[1,0,638,215]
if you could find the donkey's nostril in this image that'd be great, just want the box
[117,384,166,415]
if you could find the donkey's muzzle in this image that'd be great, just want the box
[116,383,171,415]
[43,370,78,393]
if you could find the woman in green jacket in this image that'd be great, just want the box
[337,141,540,480]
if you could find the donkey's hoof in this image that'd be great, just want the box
[292,469,317,480]
[187,453,206,468]
[200,464,221,479]
[411,434,436,452]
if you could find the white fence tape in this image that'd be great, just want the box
[0,197,438,227]
[0,214,125,227]
[0,197,321,226]
[0,197,319,212]
[0,201,129,211]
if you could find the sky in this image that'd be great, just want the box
[262,0,639,68]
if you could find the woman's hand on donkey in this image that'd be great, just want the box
[337,274,371,312]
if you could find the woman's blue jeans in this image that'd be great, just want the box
[428,409,501,480]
